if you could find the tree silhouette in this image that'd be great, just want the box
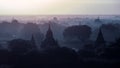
[8,39,34,55]
[63,25,92,42]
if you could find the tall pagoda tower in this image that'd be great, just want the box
[40,23,59,49]
[95,28,106,55]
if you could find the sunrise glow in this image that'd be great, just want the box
[0,0,119,15]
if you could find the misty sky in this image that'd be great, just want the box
[0,0,119,15]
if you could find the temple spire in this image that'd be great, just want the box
[96,28,105,44]
[31,34,36,46]
[95,28,106,55]
[40,22,59,49]
[46,23,54,39]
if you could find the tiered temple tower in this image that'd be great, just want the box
[40,23,59,49]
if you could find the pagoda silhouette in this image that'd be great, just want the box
[95,28,106,55]
[95,17,102,23]
[30,34,37,49]
[95,28,105,45]
[40,23,59,50]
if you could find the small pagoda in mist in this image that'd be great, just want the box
[95,17,101,22]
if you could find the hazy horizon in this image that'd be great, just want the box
[0,15,119,20]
